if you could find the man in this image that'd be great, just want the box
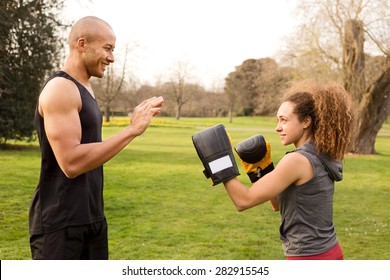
[29,16,164,259]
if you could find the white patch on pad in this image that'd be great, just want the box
[208,155,233,174]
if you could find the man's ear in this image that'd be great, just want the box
[76,37,86,51]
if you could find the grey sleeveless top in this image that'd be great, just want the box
[278,141,343,256]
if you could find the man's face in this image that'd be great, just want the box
[83,26,116,78]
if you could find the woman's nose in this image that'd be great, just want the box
[275,122,281,132]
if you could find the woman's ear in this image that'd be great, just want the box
[303,116,312,129]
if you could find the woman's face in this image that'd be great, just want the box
[276,101,311,147]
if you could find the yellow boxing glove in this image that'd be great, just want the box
[234,135,274,183]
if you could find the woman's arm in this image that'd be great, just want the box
[223,152,312,211]
[268,197,280,211]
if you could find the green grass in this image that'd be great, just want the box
[0,116,389,259]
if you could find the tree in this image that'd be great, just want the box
[254,66,294,116]
[91,44,142,122]
[231,59,265,116]
[224,71,242,123]
[167,61,200,120]
[224,58,293,119]
[92,55,126,122]
[342,19,389,153]
[92,68,125,122]
[0,0,65,144]
[281,0,389,154]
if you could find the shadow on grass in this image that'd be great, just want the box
[0,144,39,150]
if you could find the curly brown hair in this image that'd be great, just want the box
[282,80,354,160]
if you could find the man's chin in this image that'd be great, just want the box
[92,72,105,78]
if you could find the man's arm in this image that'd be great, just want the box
[39,78,163,178]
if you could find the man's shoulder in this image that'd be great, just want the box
[41,74,79,97]
[39,75,82,113]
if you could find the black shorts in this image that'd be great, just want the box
[30,220,108,260]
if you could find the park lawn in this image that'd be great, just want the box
[0,117,389,259]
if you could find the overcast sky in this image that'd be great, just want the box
[62,0,298,89]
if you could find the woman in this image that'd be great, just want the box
[223,80,354,259]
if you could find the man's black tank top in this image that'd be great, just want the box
[29,71,104,235]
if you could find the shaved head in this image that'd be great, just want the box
[63,16,116,79]
[68,16,115,48]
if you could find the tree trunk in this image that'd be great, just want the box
[343,20,366,103]
[175,104,181,120]
[350,67,390,154]
[229,109,233,123]
[342,19,390,154]
[104,105,111,122]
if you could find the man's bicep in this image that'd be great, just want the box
[44,108,82,150]
[40,81,82,162]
